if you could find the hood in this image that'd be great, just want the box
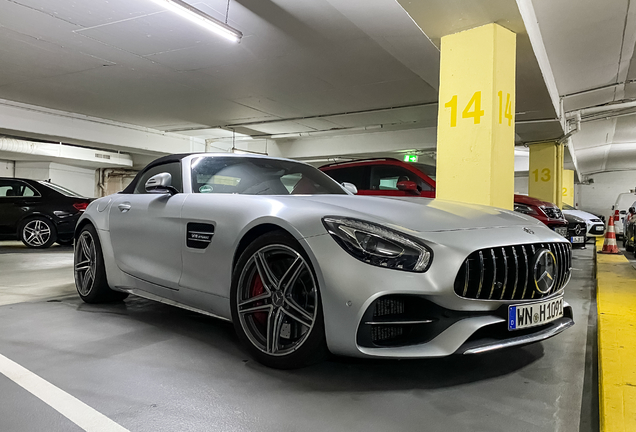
[291,195,541,233]
[564,213,585,224]
[562,209,601,222]
[514,194,558,208]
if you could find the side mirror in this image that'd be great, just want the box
[341,182,358,195]
[145,173,178,195]
[397,180,419,193]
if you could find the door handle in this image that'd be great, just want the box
[118,203,131,213]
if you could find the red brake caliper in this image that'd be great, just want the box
[250,273,268,326]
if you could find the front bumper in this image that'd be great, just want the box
[302,224,573,358]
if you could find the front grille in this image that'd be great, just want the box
[454,242,571,301]
[542,206,563,219]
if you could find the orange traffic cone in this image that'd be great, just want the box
[599,216,619,254]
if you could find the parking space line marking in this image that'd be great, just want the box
[0,353,129,432]
[596,238,636,432]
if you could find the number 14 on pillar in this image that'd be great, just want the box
[444,91,513,127]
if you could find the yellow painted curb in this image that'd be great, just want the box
[596,237,636,431]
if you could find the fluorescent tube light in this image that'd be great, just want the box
[150,0,243,43]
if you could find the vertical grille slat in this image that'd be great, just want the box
[510,246,519,299]
[462,260,469,297]
[475,251,484,298]
[488,249,497,299]
[454,242,571,301]
[500,247,508,300]
[520,245,530,299]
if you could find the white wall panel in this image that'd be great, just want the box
[578,170,636,217]
[0,159,14,177]
[15,162,96,198]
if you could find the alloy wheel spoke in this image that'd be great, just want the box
[75,260,91,272]
[266,308,285,354]
[81,269,93,293]
[238,291,271,309]
[23,227,36,235]
[284,298,314,328]
[278,256,304,294]
[239,304,273,315]
[80,236,91,258]
[254,252,277,292]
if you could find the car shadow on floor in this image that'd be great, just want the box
[64,295,544,392]
[0,240,72,254]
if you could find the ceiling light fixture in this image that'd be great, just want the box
[149,0,243,43]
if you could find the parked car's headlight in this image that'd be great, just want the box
[322,217,433,272]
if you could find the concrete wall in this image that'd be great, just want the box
[0,159,14,177]
[15,162,96,197]
[578,170,636,217]
[514,175,529,195]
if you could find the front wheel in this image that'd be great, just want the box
[74,224,128,303]
[20,217,57,248]
[230,232,327,369]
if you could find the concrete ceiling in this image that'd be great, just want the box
[0,0,631,176]
[530,0,636,176]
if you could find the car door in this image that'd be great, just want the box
[108,162,186,290]
[0,180,41,235]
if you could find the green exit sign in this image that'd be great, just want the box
[403,154,418,162]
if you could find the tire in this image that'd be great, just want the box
[74,224,128,303]
[230,231,327,369]
[19,217,57,249]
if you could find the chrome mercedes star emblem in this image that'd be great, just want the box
[574,225,583,235]
[533,249,557,294]
[523,227,535,235]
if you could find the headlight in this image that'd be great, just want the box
[322,217,433,272]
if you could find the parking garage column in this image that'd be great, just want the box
[528,142,564,208]
[562,169,575,207]
[436,23,516,210]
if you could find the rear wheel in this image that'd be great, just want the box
[19,217,57,249]
[74,224,128,303]
[230,231,327,369]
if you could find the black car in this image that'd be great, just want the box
[564,213,587,249]
[0,178,92,248]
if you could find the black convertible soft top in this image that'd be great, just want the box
[121,153,191,194]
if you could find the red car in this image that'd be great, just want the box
[319,158,436,198]
[513,194,568,237]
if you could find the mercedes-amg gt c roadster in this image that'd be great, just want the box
[74,153,574,368]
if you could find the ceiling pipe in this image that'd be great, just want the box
[0,136,133,167]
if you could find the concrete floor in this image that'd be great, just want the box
[0,241,598,432]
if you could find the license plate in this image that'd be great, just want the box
[571,236,585,243]
[508,296,564,331]
[554,227,568,237]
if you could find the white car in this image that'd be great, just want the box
[73,153,574,369]
[561,204,605,239]
[611,192,636,239]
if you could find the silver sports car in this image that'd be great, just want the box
[74,153,574,369]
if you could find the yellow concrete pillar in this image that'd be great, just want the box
[528,142,564,207]
[436,23,516,210]
[562,169,575,207]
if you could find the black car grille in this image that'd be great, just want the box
[454,242,571,301]
[542,206,563,219]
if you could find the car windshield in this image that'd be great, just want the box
[410,163,436,181]
[191,156,347,195]
[38,181,83,197]
[562,203,575,210]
